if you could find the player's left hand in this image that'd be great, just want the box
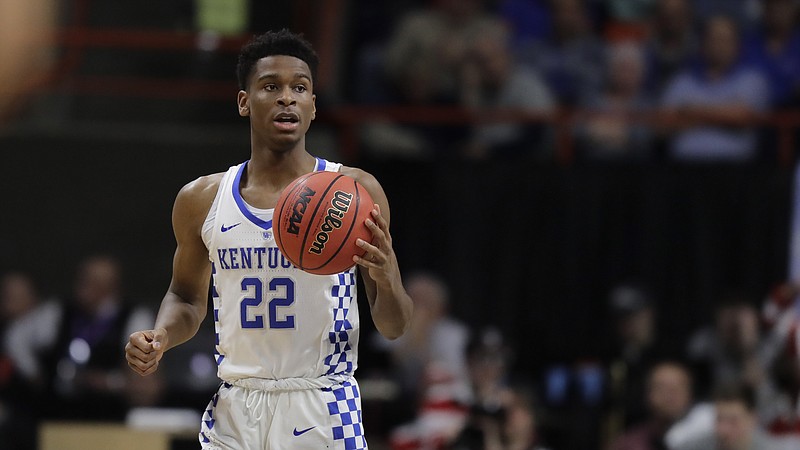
[354,204,399,285]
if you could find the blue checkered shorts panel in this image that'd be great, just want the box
[322,380,367,450]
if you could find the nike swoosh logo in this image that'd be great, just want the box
[220,223,241,232]
[293,426,316,436]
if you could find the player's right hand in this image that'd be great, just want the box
[125,328,168,376]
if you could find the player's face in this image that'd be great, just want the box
[238,55,316,150]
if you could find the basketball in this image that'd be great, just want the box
[274,171,374,275]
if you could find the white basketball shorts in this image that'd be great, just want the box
[199,377,368,450]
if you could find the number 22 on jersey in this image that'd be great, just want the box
[239,277,296,329]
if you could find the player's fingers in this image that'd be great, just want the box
[364,218,388,245]
[356,238,384,262]
[129,330,155,352]
[125,342,155,363]
[129,359,159,376]
[126,352,159,372]
[370,205,389,232]
[126,353,155,371]
[140,363,160,376]
[353,254,379,269]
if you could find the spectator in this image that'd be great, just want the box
[453,383,552,450]
[518,0,606,105]
[2,272,59,388]
[383,0,505,105]
[644,0,699,95]
[452,329,554,450]
[0,272,40,330]
[360,0,503,158]
[459,25,556,159]
[674,383,782,450]
[500,387,552,450]
[603,283,667,437]
[610,361,713,450]
[0,271,47,449]
[351,0,427,104]
[376,272,470,417]
[660,15,769,161]
[575,41,654,160]
[686,295,765,399]
[466,328,514,428]
[8,255,154,420]
[760,346,800,447]
[742,0,800,107]
[757,282,800,446]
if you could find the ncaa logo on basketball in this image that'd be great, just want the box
[308,190,352,255]
[286,186,316,235]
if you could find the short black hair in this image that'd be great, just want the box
[236,29,319,91]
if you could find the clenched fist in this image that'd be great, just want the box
[125,328,168,376]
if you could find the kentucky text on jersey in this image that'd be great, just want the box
[216,246,295,270]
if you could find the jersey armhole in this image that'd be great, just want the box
[202,172,229,254]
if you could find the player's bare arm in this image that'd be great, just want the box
[341,166,413,340]
[125,174,221,376]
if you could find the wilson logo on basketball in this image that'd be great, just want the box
[308,190,353,255]
[287,186,316,235]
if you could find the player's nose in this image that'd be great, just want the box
[277,87,296,106]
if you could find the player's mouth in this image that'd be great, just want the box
[273,112,300,132]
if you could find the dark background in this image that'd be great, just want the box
[0,137,792,373]
[2,1,799,449]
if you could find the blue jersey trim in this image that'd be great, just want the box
[233,158,329,231]
[232,161,273,231]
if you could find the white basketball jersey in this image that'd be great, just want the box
[201,157,360,383]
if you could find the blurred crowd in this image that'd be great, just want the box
[353,0,800,161]
[0,256,218,449]
[7,264,800,449]
[357,274,800,450]
[3,0,800,449]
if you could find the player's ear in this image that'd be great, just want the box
[237,90,250,117]
[311,94,316,121]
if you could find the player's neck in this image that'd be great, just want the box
[247,145,316,189]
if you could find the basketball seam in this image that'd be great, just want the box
[298,174,346,270]
[275,172,316,267]
[305,178,362,273]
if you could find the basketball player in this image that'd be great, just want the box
[124,29,413,449]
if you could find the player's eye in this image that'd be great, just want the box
[294,85,307,93]
[264,84,278,91]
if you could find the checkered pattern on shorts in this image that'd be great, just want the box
[199,385,221,445]
[323,380,367,450]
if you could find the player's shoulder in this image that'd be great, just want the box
[339,166,381,194]
[174,172,226,218]
[178,172,224,201]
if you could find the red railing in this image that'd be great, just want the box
[320,107,800,166]
[16,15,800,165]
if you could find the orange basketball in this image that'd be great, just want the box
[274,171,374,275]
